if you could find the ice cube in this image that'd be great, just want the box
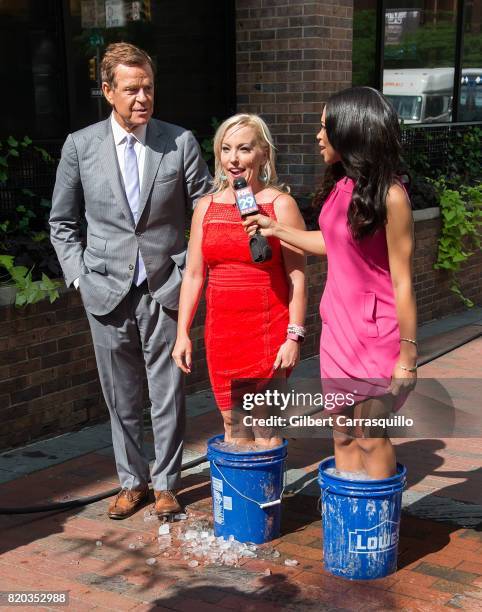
[158,523,170,536]
[157,535,171,549]
[95,540,102,547]
[284,559,299,567]
[143,510,156,522]
[325,467,373,480]
[223,552,238,566]
[188,559,199,568]
[146,557,157,566]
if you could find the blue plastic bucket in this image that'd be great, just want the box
[207,434,288,544]
[318,457,406,580]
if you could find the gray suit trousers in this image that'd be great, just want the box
[86,282,185,491]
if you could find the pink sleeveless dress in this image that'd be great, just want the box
[318,177,401,411]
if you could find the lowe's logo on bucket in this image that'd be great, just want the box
[348,520,399,554]
[212,476,224,525]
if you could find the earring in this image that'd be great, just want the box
[220,172,227,180]
[259,166,268,182]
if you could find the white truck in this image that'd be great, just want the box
[383,67,482,123]
[383,68,454,123]
[459,69,482,122]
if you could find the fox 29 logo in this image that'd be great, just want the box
[235,187,259,215]
[349,520,399,554]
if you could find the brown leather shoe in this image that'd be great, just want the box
[154,490,182,517]
[108,486,149,519]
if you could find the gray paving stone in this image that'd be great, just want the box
[417,307,481,340]
[402,489,482,528]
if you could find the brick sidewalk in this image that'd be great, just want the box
[0,338,481,611]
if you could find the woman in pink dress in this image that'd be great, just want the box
[244,87,417,478]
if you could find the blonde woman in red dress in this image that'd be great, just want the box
[172,114,306,448]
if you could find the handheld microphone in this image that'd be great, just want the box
[233,177,272,263]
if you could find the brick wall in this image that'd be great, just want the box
[0,294,103,451]
[1,212,481,451]
[236,0,353,194]
[413,214,482,322]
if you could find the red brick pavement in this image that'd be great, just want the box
[0,339,481,610]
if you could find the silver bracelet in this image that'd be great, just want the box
[288,323,306,337]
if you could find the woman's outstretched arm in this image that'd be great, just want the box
[243,212,326,256]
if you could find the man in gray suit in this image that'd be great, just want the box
[50,43,211,519]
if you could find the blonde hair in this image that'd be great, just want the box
[211,113,288,194]
[101,42,154,88]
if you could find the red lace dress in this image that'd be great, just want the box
[202,198,290,411]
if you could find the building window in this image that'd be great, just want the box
[354,1,481,124]
[65,0,235,137]
[382,1,458,124]
[352,1,378,88]
[458,0,482,122]
[0,0,68,139]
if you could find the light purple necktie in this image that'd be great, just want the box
[124,134,146,285]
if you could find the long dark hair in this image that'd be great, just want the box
[313,87,405,240]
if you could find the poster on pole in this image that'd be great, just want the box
[81,0,106,29]
[132,1,142,21]
[105,0,126,28]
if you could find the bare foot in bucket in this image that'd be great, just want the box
[254,437,283,449]
[230,437,257,448]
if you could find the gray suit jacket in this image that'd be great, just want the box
[50,117,211,316]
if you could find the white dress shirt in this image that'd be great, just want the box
[110,113,147,192]
[73,114,148,289]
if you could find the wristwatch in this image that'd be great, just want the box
[287,332,304,343]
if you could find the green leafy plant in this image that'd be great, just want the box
[1,136,61,306]
[434,180,482,307]
[0,136,54,182]
[402,125,481,191]
[0,255,61,307]
[199,117,221,170]
[0,137,55,240]
[446,127,482,187]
